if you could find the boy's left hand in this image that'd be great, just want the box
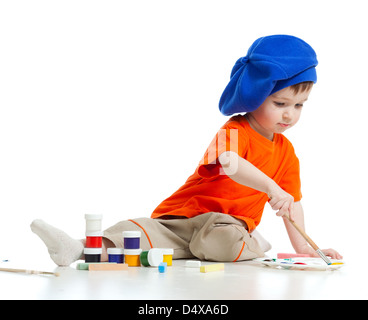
[301,246,343,260]
[319,248,343,260]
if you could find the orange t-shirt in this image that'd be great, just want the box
[151,115,302,232]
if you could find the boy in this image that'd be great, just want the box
[31,35,342,266]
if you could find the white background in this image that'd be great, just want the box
[1,0,367,261]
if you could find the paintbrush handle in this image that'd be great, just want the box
[285,216,319,251]
[284,215,332,265]
[0,267,59,277]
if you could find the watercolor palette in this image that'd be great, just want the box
[255,257,345,271]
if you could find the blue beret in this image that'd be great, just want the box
[219,35,318,116]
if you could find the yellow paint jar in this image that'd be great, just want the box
[124,249,142,267]
[162,248,174,266]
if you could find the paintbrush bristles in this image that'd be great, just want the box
[316,249,332,265]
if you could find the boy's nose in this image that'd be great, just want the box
[282,112,291,122]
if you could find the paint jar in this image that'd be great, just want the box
[85,214,103,233]
[162,248,174,266]
[124,249,142,267]
[85,231,103,248]
[140,251,150,267]
[122,231,141,249]
[84,248,102,263]
[107,248,124,264]
[140,248,164,267]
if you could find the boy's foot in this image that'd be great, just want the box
[30,219,84,266]
[251,230,272,253]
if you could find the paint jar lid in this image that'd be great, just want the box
[85,214,103,220]
[107,248,124,255]
[84,248,102,254]
[124,249,142,255]
[85,231,104,237]
[148,248,164,267]
[122,231,141,238]
[161,248,174,255]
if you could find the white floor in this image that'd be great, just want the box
[1,251,366,300]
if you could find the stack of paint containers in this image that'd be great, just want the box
[84,214,103,263]
[123,231,142,267]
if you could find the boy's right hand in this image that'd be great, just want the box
[267,185,295,220]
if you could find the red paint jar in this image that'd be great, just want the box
[86,231,103,248]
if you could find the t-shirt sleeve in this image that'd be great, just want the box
[278,154,302,202]
[197,121,249,179]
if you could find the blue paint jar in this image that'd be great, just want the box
[122,231,141,249]
[107,248,125,264]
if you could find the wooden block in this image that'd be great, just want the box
[77,263,90,270]
[77,262,113,270]
[200,263,224,273]
[89,263,128,271]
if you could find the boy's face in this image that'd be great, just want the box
[247,86,312,140]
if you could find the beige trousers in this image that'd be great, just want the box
[103,212,264,262]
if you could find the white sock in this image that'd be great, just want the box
[30,219,84,266]
[251,229,272,253]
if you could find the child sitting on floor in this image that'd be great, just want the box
[31,35,342,266]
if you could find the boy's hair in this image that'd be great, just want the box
[290,81,314,94]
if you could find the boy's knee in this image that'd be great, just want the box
[190,224,243,261]
[189,220,263,262]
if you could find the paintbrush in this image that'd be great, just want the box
[284,214,332,265]
[0,267,60,277]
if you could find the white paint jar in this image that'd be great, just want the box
[85,214,103,233]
